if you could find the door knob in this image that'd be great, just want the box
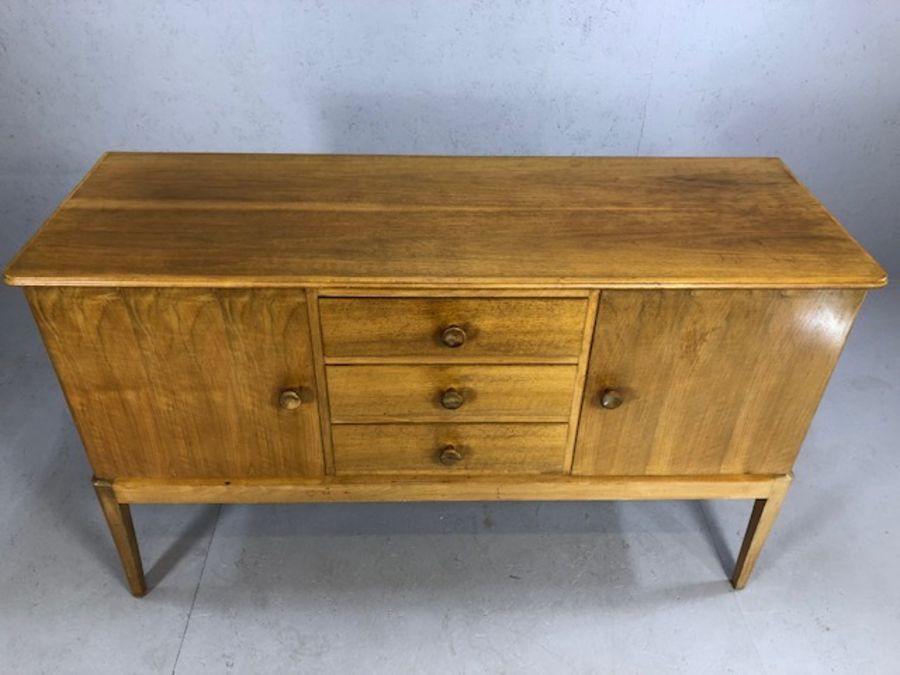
[439,444,463,465]
[278,388,308,410]
[440,387,465,410]
[599,388,624,410]
[440,325,467,348]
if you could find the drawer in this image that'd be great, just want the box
[319,297,587,360]
[332,423,568,474]
[327,365,577,422]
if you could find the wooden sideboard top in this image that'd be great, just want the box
[4,152,886,289]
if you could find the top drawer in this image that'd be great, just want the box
[319,298,588,360]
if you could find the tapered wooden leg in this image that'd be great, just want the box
[93,478,146,597]
[731,474,792,590]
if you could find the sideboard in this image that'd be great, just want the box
[4,153,886,596]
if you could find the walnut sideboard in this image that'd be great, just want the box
[4,153,886,596]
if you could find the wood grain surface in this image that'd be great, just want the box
[320,297,588,359]
[27,287,325,478]
[4,153,886,289]
[331,423,569,474]
[110,474,779,504]
[327,364,578,422]
[573,289,866,476]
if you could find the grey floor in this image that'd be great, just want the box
[1,285,898,675]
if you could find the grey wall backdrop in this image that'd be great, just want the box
[1,1,898,276]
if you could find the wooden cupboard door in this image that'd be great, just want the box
[27,288,324,478]
[573,290,865,476]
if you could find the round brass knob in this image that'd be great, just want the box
[440,387,464,410]
[599,388,624,410]
[439,444,463,465]
[440,325,467,348]
[278,388,304,410]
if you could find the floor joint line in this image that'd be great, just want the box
[171,504,222,675]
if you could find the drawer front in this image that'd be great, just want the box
[327,365,577,422]
[27,287,325,479]
[332,424,568,474]
[573,290,865,476]
[319,297,587,360]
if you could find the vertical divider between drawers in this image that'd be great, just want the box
[563,290,601,474]
[305,287,336,475]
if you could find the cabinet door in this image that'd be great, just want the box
[28,288,324,478]
[573,290,864,476]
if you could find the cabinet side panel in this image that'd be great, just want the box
[573,289,865,475]
[26,287,324,478]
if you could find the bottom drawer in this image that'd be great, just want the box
[332,424,568,474]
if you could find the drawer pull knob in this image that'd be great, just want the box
[440,387,465,410]
[599,388,624,410]
[278,388,306,410]
[439,444,463,465]
[440,325,467,348]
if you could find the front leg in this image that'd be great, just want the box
[93,477,146,597]
[731,474,792,589]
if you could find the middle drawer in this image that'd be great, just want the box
[327,364,578,423]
